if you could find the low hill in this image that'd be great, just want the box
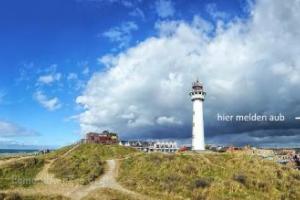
[118,152,300,200]
[0,157,44,189]
[49,144,137,185]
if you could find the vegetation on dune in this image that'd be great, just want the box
[0,156,18,161]
[0,157,44,189]
[49,144,137,185]
[42,145,75,160]
[0,192,70,200]
[82,188,139,200]
[118,152,300,200]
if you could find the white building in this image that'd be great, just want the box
[189,80,206,151]
[119,140,178,152]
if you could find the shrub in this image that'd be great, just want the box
[194,178,211,188]
[233,174,247,185]
[0,193,22,200]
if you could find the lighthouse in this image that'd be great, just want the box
[189,80,206,151]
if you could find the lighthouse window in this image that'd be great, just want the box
[193,122,195,127]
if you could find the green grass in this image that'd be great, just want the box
[0,156,17,161]
[118,152,300,200]
[0,157,44,189]
[42,145,75,160]
[0,192,70,200]
[49,144,137,185]
[82,188,139,200]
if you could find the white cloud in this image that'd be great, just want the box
[36,64,62,85]
[102,21,138,49]
[82,68,90,75]
[206,3,229,20]
[129,7,145,20]
[0,120,38,137]
[37,73,61,85]
[77,0,300,143]
[67,73,78,81]
[77,0,135,8]
[155,0,175,18]
[34,90,61,111]
[157,116,182,125]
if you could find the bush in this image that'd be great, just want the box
[233,174,247,185]
[4,193,22,200]
[0,193,70,200]
[194,178,211,188]
[0,193,22,200]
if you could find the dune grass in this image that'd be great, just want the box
[0,157,44,189]
[49,144,136,185]
[42,145,75,160]
[0,156,18,161]
[82,188,139,200]
[118,152,300,200]
[0,192,70,200]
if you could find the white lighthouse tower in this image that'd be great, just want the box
[189,80,206,151]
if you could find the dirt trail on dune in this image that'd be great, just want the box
[2,148,149,200]
[35,145,79,185]
[35,159,61,185]
[69,158,150,200]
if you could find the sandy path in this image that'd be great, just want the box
[2,148,149,200]
[35,160,61,184]
[35,144,79,185]
[69,159,150,200]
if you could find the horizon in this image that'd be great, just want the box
[1,0,300,149]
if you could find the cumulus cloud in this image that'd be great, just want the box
[129,7,145,20]
[67,73,78,81]
[34,90,61,111]
[77,0,300,145]
[0,120,38,137]
[82,68,90,76]
[206,3,229,20]
[37,73,61,85]
[156,116,182,125]
[102,21,138,49]
[77,0,136,8]
[35,64,63,86]
[155,0,175,18]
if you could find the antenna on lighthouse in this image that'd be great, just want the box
[189,80,206,151]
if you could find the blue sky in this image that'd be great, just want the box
[2,0,300,149]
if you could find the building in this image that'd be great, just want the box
[119,140,178,153]
[85,130,118,144]
[189,80,206,151]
